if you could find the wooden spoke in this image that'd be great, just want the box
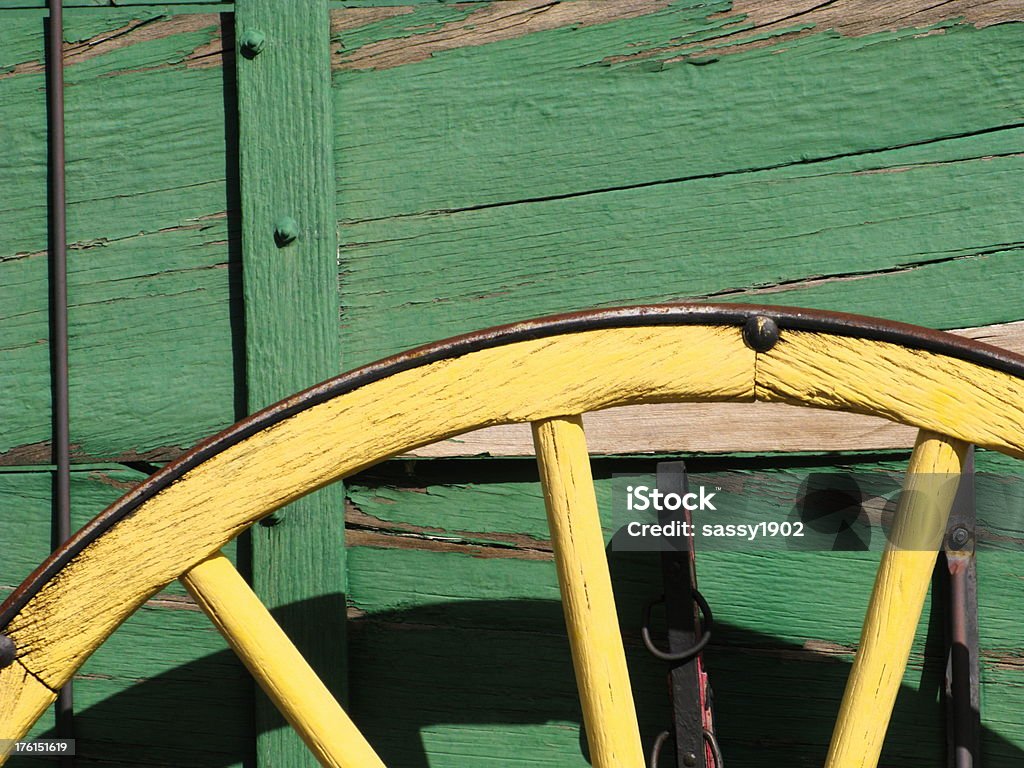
[532,415,644,768]
[825,430,968,768]
[180,553,386,768]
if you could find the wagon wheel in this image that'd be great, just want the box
[2,303,1021,768]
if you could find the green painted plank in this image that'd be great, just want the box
[332,6,1024,364]
[337,122,1024,366]
[337,133,1024,366]
[332,6,1024,220]
[0,11,238,465]
[233,1,345,765]
[69,603,250,767]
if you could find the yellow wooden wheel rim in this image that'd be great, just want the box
[2,303,1022,767]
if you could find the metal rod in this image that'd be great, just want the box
[944,447,980,768]
[47,0,74,763]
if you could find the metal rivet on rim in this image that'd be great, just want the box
[742,315,780,352]
[682,752,698,767]
[274,216,300,248]
[0,634,16,670]
[239,29,266,58]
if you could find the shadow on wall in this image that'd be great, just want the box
[28,589,1021,768]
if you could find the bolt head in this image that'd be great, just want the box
[274,216,300,248]
[683,752,698,767]
[950,526,971,549]
[239,29,266,58]
[743,314,780,352]
[0,634,15,670]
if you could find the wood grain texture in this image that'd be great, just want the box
[0,9,237,466]
[532,416,643,768]
[0,661,55,764]
[233,0,346,763]
[333,0,1024,375]
[1,3,1021,465]
[758,332,1024,458]
[2,324,750,694]
[409,321,1024,456]
[182,553,385,768]
[826,432,968,768]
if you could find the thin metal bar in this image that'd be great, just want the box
[46,0,74,763]
[944,447,981,768]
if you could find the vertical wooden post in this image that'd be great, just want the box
[233,2,344,765]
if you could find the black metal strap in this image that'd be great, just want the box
[644,461,722,768]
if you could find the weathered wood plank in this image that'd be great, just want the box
[2,5,1022,464]
[409,321,1024,457]
[233,0,346,765]
[333,2,1024,383]
[0,10,237,465]
[332,2,1024,219]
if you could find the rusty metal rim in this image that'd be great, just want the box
[4,301,1024,632]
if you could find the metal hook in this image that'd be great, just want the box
[641,590,713,663]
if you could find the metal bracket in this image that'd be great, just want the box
[942,446,981,768]
[648,461,719,768]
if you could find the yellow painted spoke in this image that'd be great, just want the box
[181,553,386,768]
[825,430,968,768]
[532,415,644,768]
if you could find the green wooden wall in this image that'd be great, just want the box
[2,1,1023,766]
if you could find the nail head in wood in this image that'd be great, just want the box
[274,216,300,248]
[239,29,266,58]
[743,315,780,352]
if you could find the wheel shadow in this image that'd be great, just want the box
[29,581,1023,767]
